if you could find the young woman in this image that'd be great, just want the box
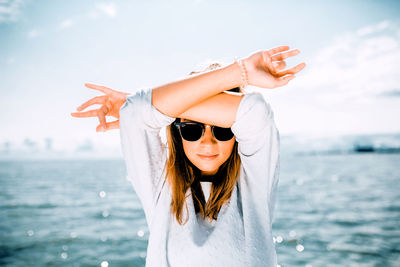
[71,46,306,267]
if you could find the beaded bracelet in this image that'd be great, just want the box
[234,57,249,93]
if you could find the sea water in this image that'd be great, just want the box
[0,154,399,266]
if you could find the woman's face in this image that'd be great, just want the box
[180,119,236,176]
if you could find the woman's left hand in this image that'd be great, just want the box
[70,83,130,132]
[243,46,306,89]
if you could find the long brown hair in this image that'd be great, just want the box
[164,62,243,225]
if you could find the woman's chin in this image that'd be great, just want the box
[198,165,219,176]
[188,158,220,175]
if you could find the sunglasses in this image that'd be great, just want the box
[174,121,234,142]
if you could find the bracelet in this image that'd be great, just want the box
[234,57,248,93]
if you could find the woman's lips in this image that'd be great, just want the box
[197,154,218,160]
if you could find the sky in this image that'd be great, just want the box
[1,0,400,152]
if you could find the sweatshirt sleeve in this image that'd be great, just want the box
[119,88,176,226]
[231,92,280,220]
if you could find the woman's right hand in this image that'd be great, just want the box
[70,83,131,132]
[243,46,306,89]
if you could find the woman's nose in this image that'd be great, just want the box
[201,125,217,144]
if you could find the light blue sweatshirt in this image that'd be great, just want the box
[119,88,280,267]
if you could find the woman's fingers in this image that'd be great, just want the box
[272,61,287,74]
[85,83,114,95]
[268,45,290,55]
[271,49,300,62]
[70,109,98,118]
[107,120,120,130]
[71,104,112,132]
[76,95,107,111]
[96,120,120,132]
[275,62,306,77]
[273,75,296,88]
[97,106,109,130]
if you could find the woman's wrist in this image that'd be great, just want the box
[234,57,249,93]
[222,60,245,92]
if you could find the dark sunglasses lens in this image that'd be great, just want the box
[213,127,234,141]
[180,124,203,141]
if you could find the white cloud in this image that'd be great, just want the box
[95,2,117,17]
[357,20,390,37]
[0,0,26,23]
[292,20,400,109]
[58,19,74,31]
[27,28,39,38]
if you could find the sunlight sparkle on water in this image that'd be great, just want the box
[102,210,110,217]
[137,229,145,237]
[296,244,305,252]
[99,191,107,198]
[289,230,296,237]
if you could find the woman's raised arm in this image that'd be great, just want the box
[152,46,305,119]
[175,92,244,128]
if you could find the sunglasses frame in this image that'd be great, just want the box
[173,121,234,142]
